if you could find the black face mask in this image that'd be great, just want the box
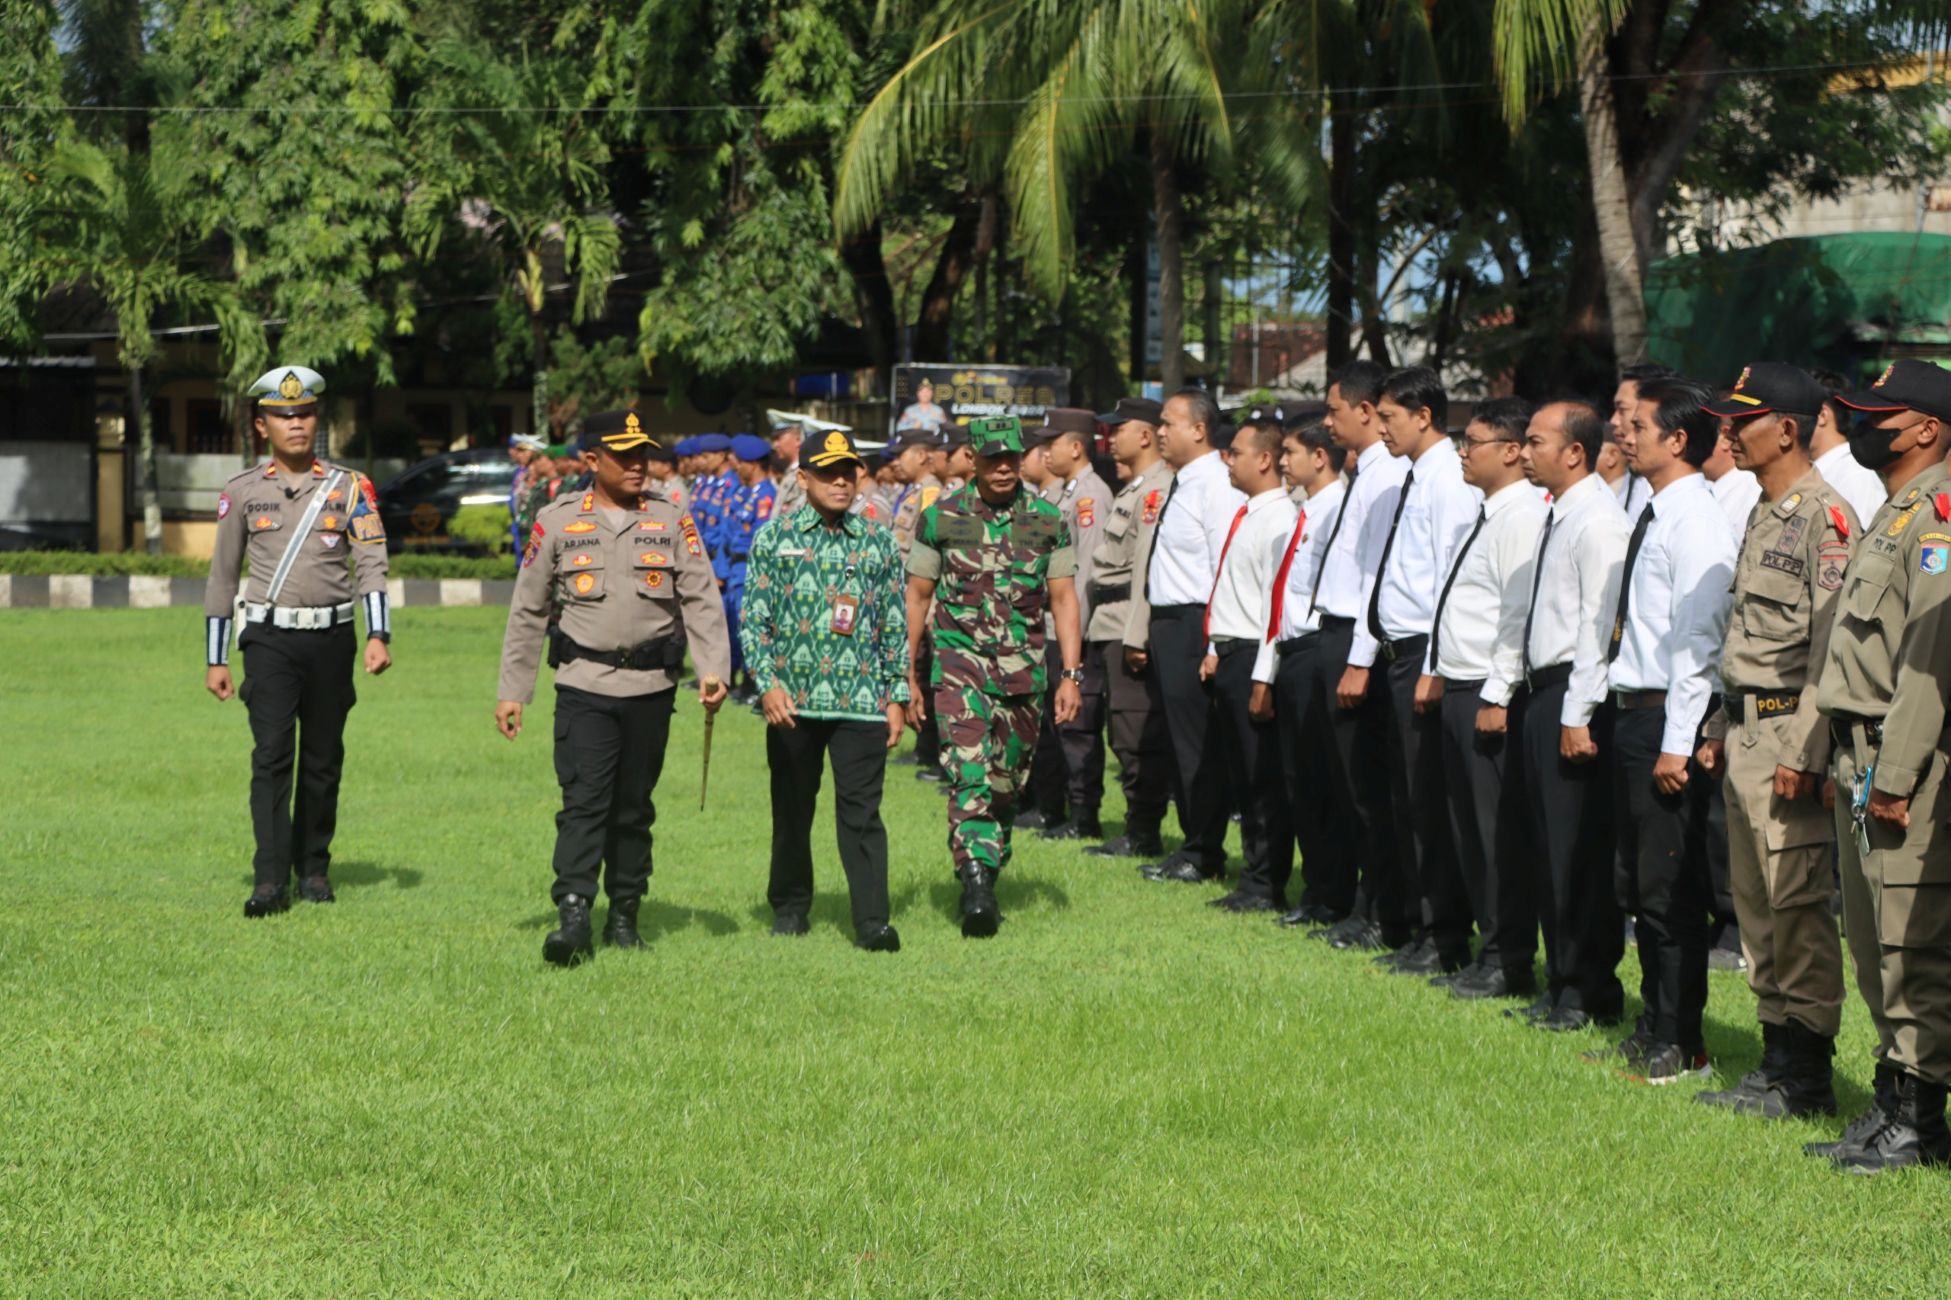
[1848,417,1907,471]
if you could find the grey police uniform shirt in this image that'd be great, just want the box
[1099,459,1174,648]
[497,488,732,704]
[1058,466,1112,631]
[203,458,390,659]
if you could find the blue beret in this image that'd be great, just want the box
[674,436,698,456]
[695,433,732,454]
[731,433,772,463]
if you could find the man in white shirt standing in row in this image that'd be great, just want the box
[1606,363,1669,516]
[1602,376,1739,1084]
[1309,363,1412,948]
[1358,367,1481,976]
[1201,412,1302,912]
[1424,397,1550,1000]
[1141,389,1248,884]
[1515,401,1633,1030]
[1256,419,1351,928]
[1810,372,1888,525]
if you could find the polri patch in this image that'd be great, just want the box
[1077,498,1095,529]
[1141,489,1162,525]
[644,571,666,590]
[572,572,597,595]
[217,493,231,520]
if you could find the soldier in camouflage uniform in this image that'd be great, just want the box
[905,416,1085,937]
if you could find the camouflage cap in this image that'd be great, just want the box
[968,415,1025,455]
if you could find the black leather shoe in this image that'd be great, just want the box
[1534,1005,1619,1033]
[1041,813,1104,841]
[1329,920,1387,951]
[1505,993,1556,1022]
[543,894,595,966]
[298,875,335,904]
[1208,890,1281,914]
[914,766,944,783]
[960,868,1001,938]
[771,912,811,937]
[1150,857,1219,885]
[892,752,918,766]
[1085,832,1164,859]
[856,923,901,953]
[1450,966,1537,1001]
[1013,809,1056,831]
[243,883,290,918]
[1373,938,1430,971]
[604,898,645,949]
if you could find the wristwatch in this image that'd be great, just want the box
[1058,667,1085,684]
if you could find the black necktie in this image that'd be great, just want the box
[1305,485,1352,619]
[1520,509,1557,676]
[1429,504,1486,675]
[1607,502,1656,664]
[1365,467,1414,643]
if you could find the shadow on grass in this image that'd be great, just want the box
[894,874,1072,927]
[511,899,738,938]
[232,861,423,891]
[742,897,864,940]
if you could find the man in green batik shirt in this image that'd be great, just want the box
[906,415,1084,938]
[741,429,908,953]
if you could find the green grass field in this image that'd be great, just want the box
[1,607,1943,1296]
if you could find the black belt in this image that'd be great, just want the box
[1725,690,1801,724]
[1276,631,1323,659]
[1210,636,1257,659]
[1151,603,1202,619]
[556,633,687,672]
[1088,582,1131,603]
[1444,677,1487,696]
[1377,633,1427,664]
[1318,615,1356,630]
[1525,661,1573,690]
[1830,713,1885,747]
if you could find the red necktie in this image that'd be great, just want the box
[1266,508,1308,641]
[1203,505,1250,641]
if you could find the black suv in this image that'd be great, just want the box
[376,448,519,553]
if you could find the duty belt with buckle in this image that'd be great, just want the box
[1829,712,1884,748]
[243,601,355,631]
[1088,582,1131,603]
[558,633,686,671]
[1378,634,1427,664]
[1210,635,1256,659]
[1725,691,1800,724]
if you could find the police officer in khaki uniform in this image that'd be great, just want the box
[889,430,947,781]
[1029,408,1113,840]
[496,411,733,966]
[1810,359,1951,1172]
[204,366,392,918]
[1692,364,1857,1120]
[1085,398,1176,859]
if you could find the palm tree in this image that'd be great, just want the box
[408,42,621,439]
[837,0,1295,390]
[41,140,258,553]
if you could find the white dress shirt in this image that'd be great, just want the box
[1710,468,1761,546]
[1206,488,1300,647]
[1523,473,1631,728]
[1814,442,1886,529]
[1427,480,1550,705]
[1353,437,1480,667]
[1611,471,1651,516]
[1252,477,1347,684]
[1145,450,1247,607]
[1608,473,1738,756]
[1308,441,1408,627]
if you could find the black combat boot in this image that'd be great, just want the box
[1833,1074,1951,1174]
[1696,1020,1792,1111]
[1728,1022,1837,1119]
[603,898,644,950]
[543,893,595,966]
[1042,809,1104,841]
[1806,1061,1902,1159]
[960,866,1000,938]
[298,875,335,904]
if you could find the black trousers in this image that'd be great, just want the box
[1030,645,1071,818]
[1521,679,1624,1015]
[1273,633,1354,914]
[240,623,356,888]
[1314,617,1398,926]
[914,642,941,768]
[766,718,892,935]
[1056,643,1108,814]
[551,685,674,905]
[1438,683,1537,971]
[1210,643,1292,900]
[1378,639,1469,951]
[1149,605,1228,869]
[1612,704,1716,1053]
[1102,639,1172,833]
[1705,778,1737,939]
